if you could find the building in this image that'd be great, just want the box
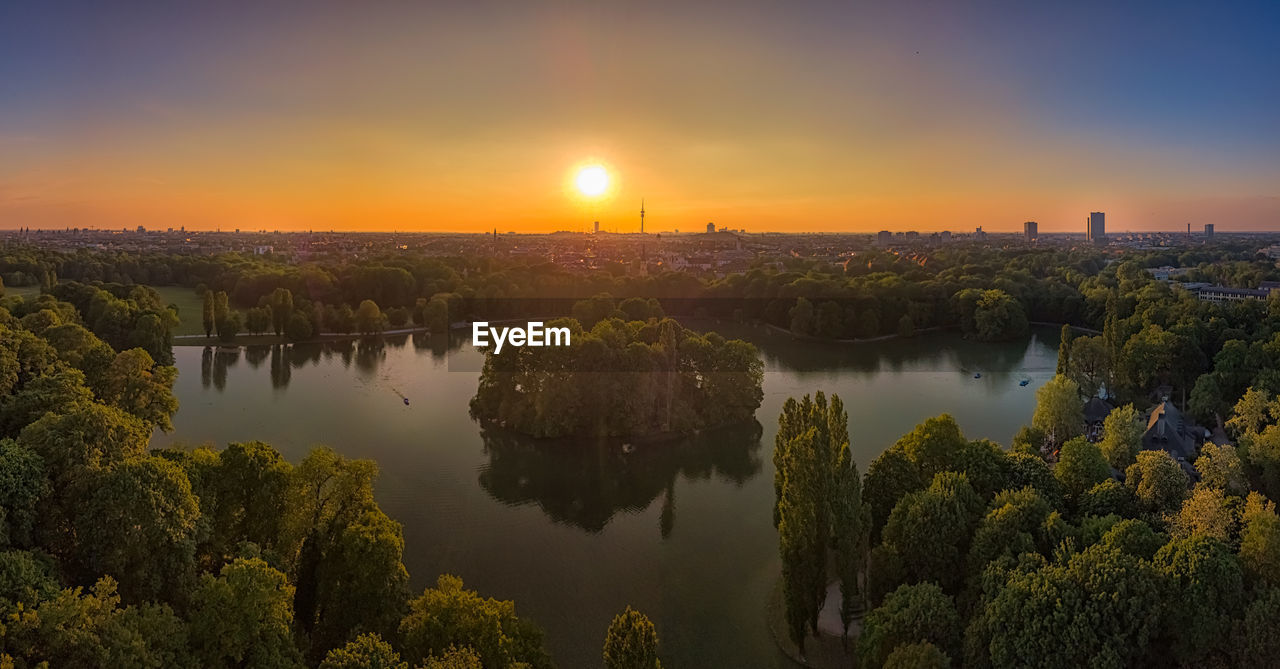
[706,222,716,234]
[1024,221,1038,242]
[974,226,986,241]
[876,230,893,247]
[1143,400,1199,470]
[593,221,600,234]
[1265,245,1280,260]
[1086,212,1105,242]
[939,231,952,242]
[1204,223,1214,239]
[1197,285,1271,303]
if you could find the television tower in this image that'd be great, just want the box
[640,199,645,234]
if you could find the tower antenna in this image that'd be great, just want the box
[640,198,645,234]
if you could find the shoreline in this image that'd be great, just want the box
[172,325,433,347]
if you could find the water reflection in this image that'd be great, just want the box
[477,421,764,536]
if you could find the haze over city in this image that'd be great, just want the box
[2,1,1278,233]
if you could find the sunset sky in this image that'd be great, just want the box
[2,1,1278,233]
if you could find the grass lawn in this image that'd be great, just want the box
[151,285,207,336]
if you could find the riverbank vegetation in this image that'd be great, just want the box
[470,310,764,438]
[775,395,1280,667]
[0,290,665,667]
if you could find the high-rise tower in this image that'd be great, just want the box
[640,199,645,234]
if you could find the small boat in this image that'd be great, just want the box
[622,443,635,454]
[403,397,410,406]
[1019,379,1030,386]
[973,372,982,379]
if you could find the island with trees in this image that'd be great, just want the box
[470,305,764,439]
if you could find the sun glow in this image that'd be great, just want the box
[575,165,610,197]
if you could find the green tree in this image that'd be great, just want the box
[602,606,661,669]
[320,633,407,669]
[832,437,869,640]
[93,348,179,432]
[203,289,215,338]
[1098,404,1142,470]
[75,457,200,602]
[355,300,387,335]
[895,414,966,480]
[896,313,914,338]
[270,287,294,336]
[0,440,48,548]
[245,306,272,335]
[286,311,314,341]
[1053,437,1111,503]
[1067,335,1110,399]
[1239,502,1280,587]
[421,647,484,669]
[884,642,949,669]
[857,583,961,669]
[1125,450,1189,516]
[188,557,303,669]
[399,574,552,669]
[1032,375,1083,447]
[882,471,983,591]
[971,544,1163,669]
[1239,588,1280,668]
[1170,485,1236,542]
[1153,537,1243,664]
[1056,324,1072,375]
[789,297,815,336]
[863,447,926,541]
[972,289,1028,341]
[1194,443,1247,496]
[2,577,191,668]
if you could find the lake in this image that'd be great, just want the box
[152,323,1062,668]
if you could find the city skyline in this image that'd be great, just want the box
[2,1,1278,233]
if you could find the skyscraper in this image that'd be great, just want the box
[1086,212,1105,242]
[1024,221,1038,242]
[1205,223,1215,239]
[640,199,645,234]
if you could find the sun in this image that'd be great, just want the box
[575,165,609,197]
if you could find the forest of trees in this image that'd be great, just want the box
[774,395,1280,667]
[0,288,664,668]
[470,298,764,438]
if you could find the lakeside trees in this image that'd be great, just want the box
[470,312,763,438]
[0,293,558,668]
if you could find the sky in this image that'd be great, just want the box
[1,1,1278,233]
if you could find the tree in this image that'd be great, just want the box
[1031,375,1083,447]
[399,574,551,669]
[203,289,215,338]
[0,440,48,548]
[1239,588,1280,668]
[1125,450,1189,516]
[188,557,303,668]
[1056,324,1072,375]
[1053,437,1111,502]
[18,401,150,485]
[972,289,1028,341]
[2,577,191,668]
[356,300,387,335]
[93,348,179,432]
[789,297,815,336]
[1153,537,1243,664]
[856,583,961,669]
[213,290,230,339]
[602,606,661,669]
[421,647,484,669]
[320,633,407,669]
[270,287,294,336]
[971,544,1163,669]
[1194,443,1247,496]
[1170,485,1236,543]
[1239,503,1280,587]
[1098,404,1142,470]
[1226,386,1273,438]
[286,311,314,341]
[75,457,200,602]
[863,447,926,541]
[1067,335,1110,399]
[895,414,966,479]
[832,437,869,640]
[245,306,272,336]
[777,428,827,656]
[896,313,914,338]
[884,642,949,669]
[882,471,983,592]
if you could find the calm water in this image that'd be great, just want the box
[152,324,1061,668]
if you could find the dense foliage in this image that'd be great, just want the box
[470,309,764,438]
[0,293,560,668]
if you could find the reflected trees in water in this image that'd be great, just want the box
[476,421,764,536]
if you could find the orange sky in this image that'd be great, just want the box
[2,3,1278,233]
